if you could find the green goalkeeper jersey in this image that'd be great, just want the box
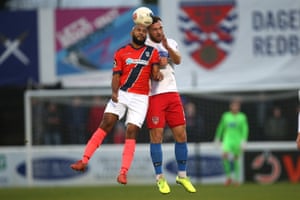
[215,111,249,144]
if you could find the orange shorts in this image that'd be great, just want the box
[146,92,186,129]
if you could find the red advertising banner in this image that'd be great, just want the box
[245,151,300,183]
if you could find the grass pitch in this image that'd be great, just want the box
[0,183,299,200]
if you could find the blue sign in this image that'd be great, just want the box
[166,155,225,178]
[0,10,39,86]
[16,157,87,180]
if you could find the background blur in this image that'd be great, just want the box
[0,0,299,145]
[0,0,299,187]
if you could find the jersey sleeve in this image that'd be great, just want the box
[168,38,179,52]
[113,49,123,74]
[151,48,160,66]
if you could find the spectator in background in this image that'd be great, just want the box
[65,97,88,144]
[113,122,125,144]
[43,102,62,145]
[87,96,106,141]
[184,101,205,143]
[214,99,249,186]
[264,106,288,141]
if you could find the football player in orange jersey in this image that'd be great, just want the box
[70,24,162,185]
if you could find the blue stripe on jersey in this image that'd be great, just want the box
[120,46,154,91]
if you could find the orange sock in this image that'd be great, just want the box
[120,139,136,174]
[82,128,107,164]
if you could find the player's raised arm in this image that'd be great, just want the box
[162,34,181,65]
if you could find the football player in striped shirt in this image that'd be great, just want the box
[70,24,162,185]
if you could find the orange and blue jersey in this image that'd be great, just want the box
[113,43,160,95]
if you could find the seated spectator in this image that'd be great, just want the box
[184,101,205,143]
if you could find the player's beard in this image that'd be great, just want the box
[132,35,146,46]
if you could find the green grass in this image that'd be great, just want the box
[0,183,299,200]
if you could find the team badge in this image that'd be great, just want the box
[145,51,150,57]
[151,116,159,125]
[178,0,237,70]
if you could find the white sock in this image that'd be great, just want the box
[178,171,187,178]
[156,174,164,180]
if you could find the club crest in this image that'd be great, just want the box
[178,0,237,70]
[151,116,159,125]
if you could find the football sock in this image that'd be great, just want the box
[150,143,163,175]
[120,139,136,174]
[82,128,107,164]
[234,159,240,181]
[175,142,188,172]
[178,171,187,178]
[223,158,231,178]
[156,174,163,181]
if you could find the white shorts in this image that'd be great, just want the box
[104,90,149,128]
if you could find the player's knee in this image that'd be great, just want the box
[150,135,163,143]
[125,124,140,139]
[172,128,187,142]
[174,133,187,143]
[150,130,163,143]
[99,121,115,133]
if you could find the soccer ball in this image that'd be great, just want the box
[132,7,153,27]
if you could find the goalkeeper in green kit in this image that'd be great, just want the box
[214,99,249,186]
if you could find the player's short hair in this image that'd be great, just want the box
[151,15,162,24]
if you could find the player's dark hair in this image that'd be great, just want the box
[151,15,162,24]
